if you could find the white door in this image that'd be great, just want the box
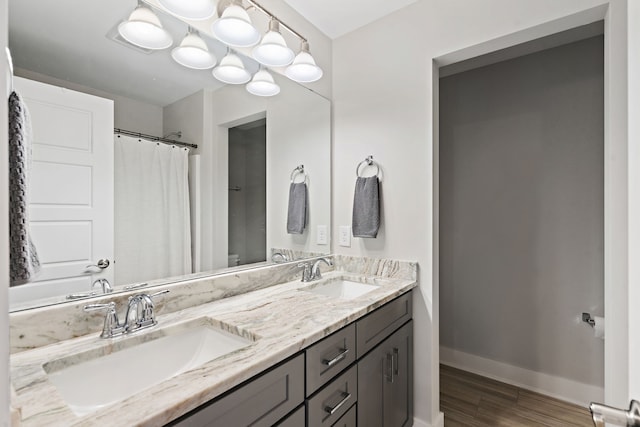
[9,77,114,307]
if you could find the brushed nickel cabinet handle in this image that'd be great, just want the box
[386,352,394,383]
[322,348,349,367]
[324,392,351,415]
[393,347,399,376]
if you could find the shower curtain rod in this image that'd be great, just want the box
[114,128,198,149]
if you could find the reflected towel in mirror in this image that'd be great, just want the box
[287,182,307,234]
[352,176,380,238]
[8,91,41,285]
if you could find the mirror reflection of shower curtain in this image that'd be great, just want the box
[114,135,192,285]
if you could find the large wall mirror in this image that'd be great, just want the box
[8,0,331,311]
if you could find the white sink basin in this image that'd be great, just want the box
[302,279,379,300]
[45,320,255,416]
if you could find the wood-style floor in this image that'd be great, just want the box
[440,364,594,426]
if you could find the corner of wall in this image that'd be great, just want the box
[2,0,11,424]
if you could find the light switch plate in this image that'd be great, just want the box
[339,226,351,247]
[317,225,328,245]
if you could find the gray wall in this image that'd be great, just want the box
[439,36,604,386]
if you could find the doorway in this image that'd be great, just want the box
[438,25,604,418]
[227,118,267,267]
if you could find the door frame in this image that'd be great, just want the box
[431,1,632,416]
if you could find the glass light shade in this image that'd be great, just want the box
[252,26,294,67]
[212,4,260,47]
[246,70,280,97]
[172,33,217,69]
[285,50,323,83]
[212,52,251,84]
[158,0,216,20]
[118,6,173,50]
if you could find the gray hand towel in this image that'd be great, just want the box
[8,91,41,286]
[287,182,307,234]
[352,176,380,238]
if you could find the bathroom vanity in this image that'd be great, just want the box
[171,292,413,427]
[9,256,417,426]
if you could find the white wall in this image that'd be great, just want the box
[1,0,10,422]
[439,36,604,398]
[332,0,613,424]
[201,79,331,270]
[267,77,332,256]
[14,68,163,136]
[628,0,640,400]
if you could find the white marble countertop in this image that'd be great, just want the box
[11,270,416,426]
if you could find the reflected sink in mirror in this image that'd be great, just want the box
[301,278,380,300]
[44,319,257,417]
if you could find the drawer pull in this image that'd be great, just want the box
[393,347,399,375]
[324,392,351,415]
[386,352,394,383]
[322,348,349,367]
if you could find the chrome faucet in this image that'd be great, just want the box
[310,258,333,280]
[92,278,112,294]
[299,258,333,282]
[84,290,169,338]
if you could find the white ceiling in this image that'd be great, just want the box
[283,0,419,39]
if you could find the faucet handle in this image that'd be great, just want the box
[84,302,123,339]
[83,302,115,312]
[149,289,170,299]
[298,262,312,282]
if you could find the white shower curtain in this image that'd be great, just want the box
[114,135,192,285]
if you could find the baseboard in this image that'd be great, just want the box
[413,412,443,427]
[440,346,603,407]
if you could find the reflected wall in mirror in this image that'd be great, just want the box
[8,0,331,311]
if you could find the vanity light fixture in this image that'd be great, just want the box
[252,19,294,67]
[212,0,261,47]
[212,50,251,84]
[157,0,216,21]
[118,2,173,50]
[285,41,323,83]
[171,30,217,70]
[246,69,280,96]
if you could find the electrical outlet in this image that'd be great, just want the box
[339,226,351,247]
[317,225,328,245]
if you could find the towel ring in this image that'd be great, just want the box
[356,155,380,177]
[290,165,308,184]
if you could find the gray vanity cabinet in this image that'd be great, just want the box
[357,321,413,427]
[276,405,306,426]
[168,291,413,427]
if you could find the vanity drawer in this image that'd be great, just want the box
[356,291,412,358]
[171,354,304,427]
[307,364,357,427]
[332,402,356,427]
[305,323,356,396]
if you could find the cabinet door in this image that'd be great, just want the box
[170,354,304,427]
[383,321,413,427]
[357,321,413,427]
